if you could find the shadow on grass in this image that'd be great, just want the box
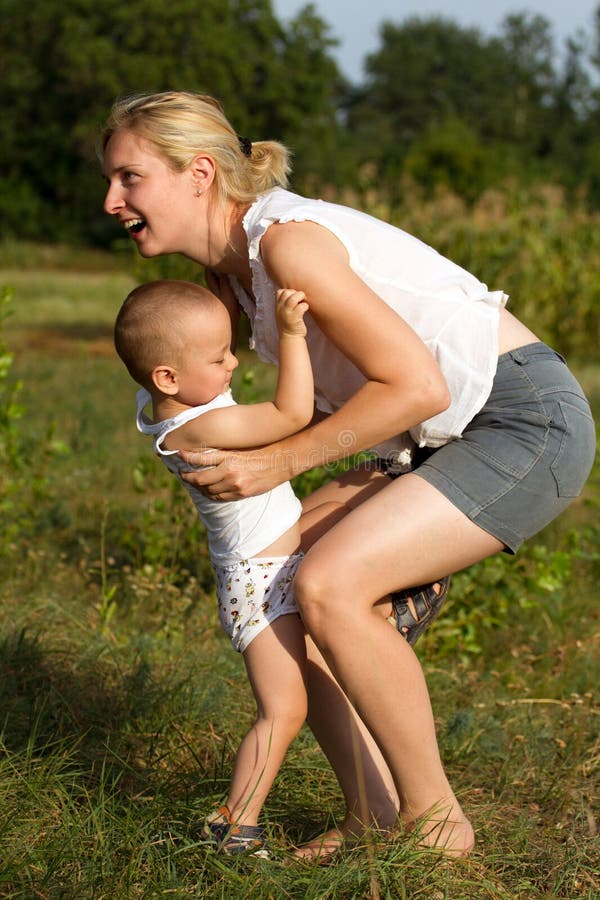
[0,626,224,806]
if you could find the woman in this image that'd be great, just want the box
[101,91,596,858]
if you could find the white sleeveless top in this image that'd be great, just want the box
[135,388,302,566]
[231,188,508,452]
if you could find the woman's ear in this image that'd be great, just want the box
[190,153,216,195]
[152,364,179,394]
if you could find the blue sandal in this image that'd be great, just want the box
[202,805,270,858]
[389,576,451,645]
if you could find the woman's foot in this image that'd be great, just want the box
[292,827,345,864]
[402,801,475,858]
[292,805,396,864]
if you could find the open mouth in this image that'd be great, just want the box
[124,218,146,235]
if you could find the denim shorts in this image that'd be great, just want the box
[408,343,596,552]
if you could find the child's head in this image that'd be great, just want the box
[115,280,238,406]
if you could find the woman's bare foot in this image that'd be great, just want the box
[292,827,345,864]
[402,801,475,858]
[292,804,394,864]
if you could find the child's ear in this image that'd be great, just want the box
[151,365,179,394]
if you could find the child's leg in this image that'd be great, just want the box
[226,612,307,826]
[299,466,391,550]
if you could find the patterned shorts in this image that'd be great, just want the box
[214,554,303,653]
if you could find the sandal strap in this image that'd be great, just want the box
[391,576,451,645]
[202,805,233,843]
[222,823,268,855]
[202,806,269,857]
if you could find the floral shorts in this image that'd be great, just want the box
[214,554,303,653]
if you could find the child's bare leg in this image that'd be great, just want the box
[226,613,307,825]
[224,473,391,832]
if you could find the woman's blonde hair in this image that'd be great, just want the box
[101,91,291,203]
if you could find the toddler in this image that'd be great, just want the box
[114,279,348,856]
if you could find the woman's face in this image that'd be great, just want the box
[102,130,197,258]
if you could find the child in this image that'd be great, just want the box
[114,279,364,856]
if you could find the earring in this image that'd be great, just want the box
[196,187,203,197]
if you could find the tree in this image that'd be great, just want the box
[0,0,344,243]
[496,13,556,150]
[342,12,598,197]
[347,18,509,152]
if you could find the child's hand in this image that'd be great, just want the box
[276,289,309,337]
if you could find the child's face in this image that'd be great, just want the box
[175,305,239,406]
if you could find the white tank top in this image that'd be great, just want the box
[232,188,508,452]
[135,388,302,566]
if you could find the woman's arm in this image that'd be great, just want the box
[181,221,450,497]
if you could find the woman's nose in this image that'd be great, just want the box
[103,182,124,215]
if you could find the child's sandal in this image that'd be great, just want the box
[202,805,270,858]
[389,576,451,645]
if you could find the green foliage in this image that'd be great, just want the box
[369,181,600,360]
[346,12,600,198]
[0,288,24,463]
[404,117,486,198]
[3,2,600,243]
[0,287,27,543]
[0,0,345,244]
[424,534,598,660]
[0,286,74,552]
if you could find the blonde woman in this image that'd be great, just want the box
[101,91,595,860]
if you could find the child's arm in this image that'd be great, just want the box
[172,289,314,451]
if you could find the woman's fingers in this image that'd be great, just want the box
[179,447,224,469]
[178,448,254,498]
[178,447,288,498]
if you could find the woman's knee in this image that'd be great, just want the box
[294,557,346,635]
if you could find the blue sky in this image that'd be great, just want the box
[271,0,599,81]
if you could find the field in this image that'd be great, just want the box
[0,213,599,898]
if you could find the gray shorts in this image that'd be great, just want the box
[408,343,596,552]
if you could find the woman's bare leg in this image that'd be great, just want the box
[298,634,399,857]
[294,472,400,857]
[295,472,504,856]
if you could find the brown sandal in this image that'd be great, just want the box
[389,576,451,645]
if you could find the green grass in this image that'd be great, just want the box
[0,256,599,898]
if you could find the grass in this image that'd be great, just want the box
[0,250,599,898]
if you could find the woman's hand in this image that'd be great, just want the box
[178,446,291,500]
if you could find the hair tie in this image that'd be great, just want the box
[237,135,252,158]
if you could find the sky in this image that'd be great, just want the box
[271,0,599,81]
